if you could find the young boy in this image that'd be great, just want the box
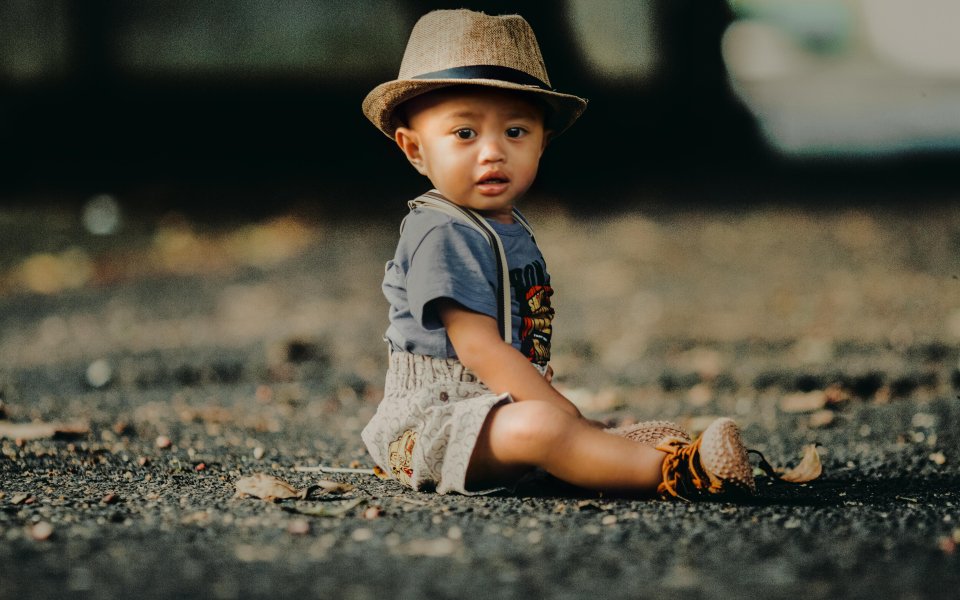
[360,9,755,499]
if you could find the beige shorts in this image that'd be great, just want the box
[361,350,512,495]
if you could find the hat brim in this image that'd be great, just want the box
[362,78,587,139]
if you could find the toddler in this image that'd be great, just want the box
[360,9,756,499]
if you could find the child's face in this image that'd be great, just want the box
[394,87,549,224]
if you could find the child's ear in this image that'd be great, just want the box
[541,130,553,152]
[395,127,427,175]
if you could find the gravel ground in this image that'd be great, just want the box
[1,197,959,599]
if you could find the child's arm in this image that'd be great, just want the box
[436,298,584,419]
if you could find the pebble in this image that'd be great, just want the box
[253,447,265,460]
[85,359,113,388]
[601,515,618,526]
[29,521,54,541]
[351,528,374,542]
[155,436,172,449]
[287,519,311,535]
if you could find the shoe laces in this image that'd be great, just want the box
[656,437,723,500]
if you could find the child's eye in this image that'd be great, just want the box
[505,127,527,138]
[455,129,476,140]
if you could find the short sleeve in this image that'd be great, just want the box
[406,222,499,330]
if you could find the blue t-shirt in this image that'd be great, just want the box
[382,203,554,366]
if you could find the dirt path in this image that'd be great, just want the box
[1,199,958,598]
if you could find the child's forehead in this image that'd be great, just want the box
[406,86,545,123]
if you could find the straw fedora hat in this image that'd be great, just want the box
[362,9,588,138]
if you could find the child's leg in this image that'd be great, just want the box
[466,400,667,493]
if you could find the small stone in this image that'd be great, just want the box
[939,537,956,555]
[351,528,374,542]
[253,447,265,460]
[447,526,462,540]
[601,515,618,526]
[85,359,113,388]
[255,385,273,403]
[362,506,382,520]
[29,521,54,541]
[809,410,835,428]
[930,452,947,465]
[195,463,206,472]
[155,435,172,449]
[287,519,311,535]
[11,493,31,505]
[101,493,119,505]
[138,456,149,467]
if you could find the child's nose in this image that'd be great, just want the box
[477,136,506,162]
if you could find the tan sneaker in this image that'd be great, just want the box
[606,420,692,447]
[656,417,756,500]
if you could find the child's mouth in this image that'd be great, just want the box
[476,176,510,195]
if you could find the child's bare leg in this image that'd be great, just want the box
[466,400,666,493]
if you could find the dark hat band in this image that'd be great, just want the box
[412,65,554,91]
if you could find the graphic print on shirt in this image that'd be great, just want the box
[509,259,554,366]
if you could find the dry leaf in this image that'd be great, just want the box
[235,473,311,502]
[315,480,354,495]
[779,444,823,483]
[779,391,827,413]
[0,421,88,440]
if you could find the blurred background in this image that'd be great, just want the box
[1,0,959,381]
[1,1,959,466]
[2,0,959,216]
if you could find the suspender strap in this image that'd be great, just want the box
[401,190,535,344]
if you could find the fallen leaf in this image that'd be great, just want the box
[235,473,312,502]
[779,444,823,483]
[779,391,827,413]
[315,480,354,495]
[0,421,89,440]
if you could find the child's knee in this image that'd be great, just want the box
[489,400,573,455]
